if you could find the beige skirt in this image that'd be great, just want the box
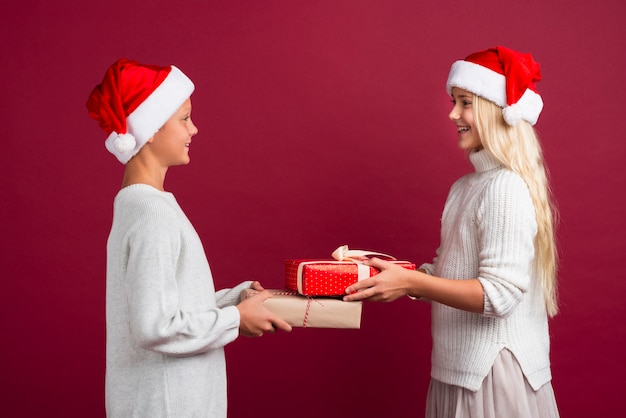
[425,349,560,418]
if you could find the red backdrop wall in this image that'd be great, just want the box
[1,1,624,417]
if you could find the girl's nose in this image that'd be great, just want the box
[449,107,460,121]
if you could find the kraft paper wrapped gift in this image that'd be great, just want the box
[240,289,362,329]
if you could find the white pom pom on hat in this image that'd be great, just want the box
[446,46,543,126]
[87,59,195,164]
[112,133,137,154]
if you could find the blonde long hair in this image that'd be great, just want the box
[473,95,559,317]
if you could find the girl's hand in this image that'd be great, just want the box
[343,257,413,302]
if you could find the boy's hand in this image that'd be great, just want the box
[250,281,265,291]
[237,290,292,337]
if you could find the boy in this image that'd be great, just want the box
[87,59,291,417]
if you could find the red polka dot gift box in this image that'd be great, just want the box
[285,245,416,296]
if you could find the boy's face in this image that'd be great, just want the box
[448,87,482,152]
[147,98,198,166]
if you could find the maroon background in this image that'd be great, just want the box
[1,1,624,417]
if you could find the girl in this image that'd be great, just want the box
[86,59,291,418]
[344,47,560,417]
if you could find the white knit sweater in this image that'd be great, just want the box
[420,150,552,391]
[105,184,251,417]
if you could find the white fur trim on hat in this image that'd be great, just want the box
[446,60,543,126]
[105,66,195,164]
[447,60,507,107]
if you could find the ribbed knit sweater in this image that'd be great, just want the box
[420,150,552,391]
[105,184,251,417]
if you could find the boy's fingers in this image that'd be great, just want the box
[273,318,292,332]
[252,290,273,302]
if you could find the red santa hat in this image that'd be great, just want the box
[86,58,195,164]
[446,46,543,126]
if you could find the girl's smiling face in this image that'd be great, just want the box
[449,87,483,151]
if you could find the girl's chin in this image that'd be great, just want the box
[457,139,482,151]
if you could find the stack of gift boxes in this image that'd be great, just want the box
[241,246,415,328]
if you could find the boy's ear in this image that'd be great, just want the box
[147,126,162,143]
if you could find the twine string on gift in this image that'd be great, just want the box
[247,290,324,328]
[271,290,324,328]
[302,295,324,328]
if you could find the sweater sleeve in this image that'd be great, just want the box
[476,172,537,318]
[124,201,240,357]
[419,246,440,276]
[215,281,253,308]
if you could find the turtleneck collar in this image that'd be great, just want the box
[469,149,503,173]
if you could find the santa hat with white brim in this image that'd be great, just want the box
[446,46,543,126]
[86,59,195,164]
